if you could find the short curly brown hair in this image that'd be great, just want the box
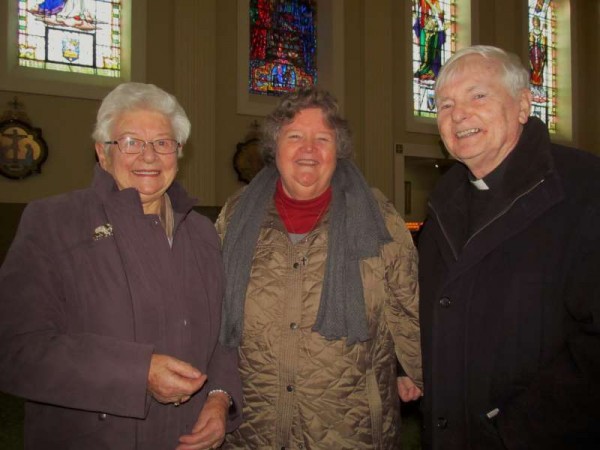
[261,88,353,165]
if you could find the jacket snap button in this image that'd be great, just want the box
[439,297,451,308]
[290,322,298,330]
[98,413,107,421]
[286,385,294,392]
[437,417,448,429]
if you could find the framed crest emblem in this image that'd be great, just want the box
[0,118,48,179]
[233,137,264,184]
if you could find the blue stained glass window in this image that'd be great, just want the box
[412,0,456,118]
[528,0,556,133]
[249,0,317,96]
[17,0,122,77]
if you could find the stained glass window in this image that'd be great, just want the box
[528,0,556,132]
[17,0,122,77]
[248,0,317,96]
[412,0,456,118]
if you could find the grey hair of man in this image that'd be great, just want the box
[261,88,353,165]
[435,45,530,103]
[92,82,191,158]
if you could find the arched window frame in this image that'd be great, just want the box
[521,0,573,143]
[0,0,147,100]
[538,0,572,143]
[527,0,558,133]
[247,0,318,97]
[405,0,472,134]
[237,0,345,116]
[411,0,457,120]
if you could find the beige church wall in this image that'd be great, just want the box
[0,91,98,202]
[0,0,153,203]
[358,0,395,198]
[571,0,599,155]
[144,0,175,95]
[0,0,597,208]
[342,0,366,172]
[213,0,265,206]
[390,0,599,215]
[0,0,205,205]
[212,0,351,205]
[467,0,599,154]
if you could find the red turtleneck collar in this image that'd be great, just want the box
[274,179,332,234]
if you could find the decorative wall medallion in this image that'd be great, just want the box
[0,98,48,180]
[233,121,264,184]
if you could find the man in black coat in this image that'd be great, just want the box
[418,45,600,449]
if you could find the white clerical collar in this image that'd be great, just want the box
[470,178,490,191]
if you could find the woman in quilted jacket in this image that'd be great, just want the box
[217,87,422,449]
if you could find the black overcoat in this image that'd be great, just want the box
[418,118,600,449]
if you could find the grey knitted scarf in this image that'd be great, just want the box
[219,159,392,347]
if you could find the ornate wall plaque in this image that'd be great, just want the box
[233,121,264,184]
[0,98,48,179]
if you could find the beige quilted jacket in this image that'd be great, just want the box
[216,188,422,450]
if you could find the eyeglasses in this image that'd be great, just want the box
[105,137,180,155]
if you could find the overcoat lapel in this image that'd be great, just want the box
[435,177,563,288]
[102,188,170,348]
[428,118,565,288]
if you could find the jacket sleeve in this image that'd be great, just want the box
[376,192,423,389]
[0,202,153,418]
[205,342,243,432]
[497,203,600,448]
[201,208,243,431]
[214,189,244,244]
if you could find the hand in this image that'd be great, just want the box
[147,354,207,405]
[397,376,423,402]
[176,393,229,449]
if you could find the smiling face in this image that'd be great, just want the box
[95,109,179,215]
[436,54,531,178]
[275,107,337,200]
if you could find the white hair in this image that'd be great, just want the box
[92,83,190,157]
[435,45,530,102]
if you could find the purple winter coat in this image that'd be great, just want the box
[0,166,242,450]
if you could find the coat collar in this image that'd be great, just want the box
[88,166,200,343]
[91,164,197,219]
[427,117,565,272]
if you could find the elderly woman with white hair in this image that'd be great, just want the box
[0,82,241,450]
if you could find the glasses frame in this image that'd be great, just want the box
[104,137,181,155]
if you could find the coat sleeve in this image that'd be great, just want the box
[197,210,243,431]
[205,342,243,432]
[214,189,244,244]
[497,202,600,448]
[0,202,153,418]
[375,191,423,389]
[209,191,243,433]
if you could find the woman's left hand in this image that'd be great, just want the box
[176,393,229,449]
[397,376,423,402]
